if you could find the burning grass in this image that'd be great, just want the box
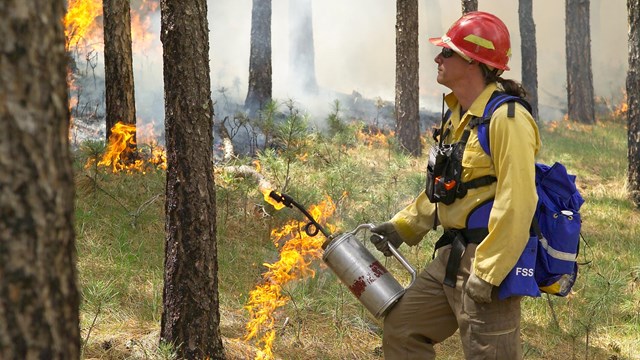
[83,121,167,174]
[243,197,336,359]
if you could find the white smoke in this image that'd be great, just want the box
[207,0,627,121]
[73,0,628,141]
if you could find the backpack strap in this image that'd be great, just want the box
[476,92,533,156]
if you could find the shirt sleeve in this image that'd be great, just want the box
[389,191,437,246]
[473,103,541,286]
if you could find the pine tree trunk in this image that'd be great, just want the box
[565,0,595,124]
[103,0,137,144]
[462,0,478,14]
[0,0,80,358]
[160,0,225,358]
[396,0,421,157]
[245,0,272,116]
[627,0,640,207]
[289,0,319,94]
[519,0,540,120]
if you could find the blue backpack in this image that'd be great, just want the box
[470,92,585,299]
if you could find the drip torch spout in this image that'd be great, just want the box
[268,191,332,239]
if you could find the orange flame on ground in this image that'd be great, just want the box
[613,91,628,117]
[244,197,336,360]
[96,122,142,172]
[87,121,167,173]
[357,129,394,149]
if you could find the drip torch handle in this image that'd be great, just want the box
[359,223,417,288]
[387,243,417,287]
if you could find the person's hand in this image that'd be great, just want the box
[370,222,403,257]
[465,272,493,303]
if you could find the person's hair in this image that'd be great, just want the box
[479,63,527,98]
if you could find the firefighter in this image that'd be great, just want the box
[371,11,541,359]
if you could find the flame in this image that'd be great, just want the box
[296,152,309,162]
[357,129,394,149]
[64,0,103,50]
[613,91,628,117]
[130,0,160,52]
[64,0,159,51]
[244,197,336,360]
[88,121,167,173]
[137,122,167,170]
[261,189,286,211]
[96,122,141,172]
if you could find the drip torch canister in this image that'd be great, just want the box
[266,191,416,318]
[322,224,417,318]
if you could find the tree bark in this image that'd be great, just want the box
[396,0,421,157]
[627,0,640,207]
[103,0,137,144]
[565,0,595,124]
[0,0,80,359]
[289,0,319,95]
[462,0,478,14]
[245,0,272,116]
[519,0,540,120]
[160,0,225,358]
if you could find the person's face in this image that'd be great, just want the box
[434,47,472,88]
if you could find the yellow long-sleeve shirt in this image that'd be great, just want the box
[390,83,541,286]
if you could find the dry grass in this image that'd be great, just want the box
[76,116,640,359]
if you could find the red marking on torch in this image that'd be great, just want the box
[348,260,389,298]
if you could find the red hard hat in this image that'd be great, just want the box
[429,11,511,71]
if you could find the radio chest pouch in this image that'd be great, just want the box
[425,138,467,205]
[425,117,495,205]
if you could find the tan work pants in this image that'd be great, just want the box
[382,244,522,360]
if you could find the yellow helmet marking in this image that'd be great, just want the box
[463,34,495,50]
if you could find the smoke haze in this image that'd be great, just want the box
[208,0,626,120]
[76,0,629,138]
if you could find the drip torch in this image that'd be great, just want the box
[267,190,416,318]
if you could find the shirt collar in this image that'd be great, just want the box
[443,83,499,136]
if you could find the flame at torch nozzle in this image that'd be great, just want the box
[264,190,332,239]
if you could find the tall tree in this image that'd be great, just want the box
[395,0,421,156]
[103,0,137,144]
[245,0,272,116]
[565,0,595,124]
[462,0,478,14]
[160,0,225,358]
[289,0,319,94]
[519,0,540,120]
[0,0,80,358]
[627,0,640,207]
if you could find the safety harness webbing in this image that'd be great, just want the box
[434,228,488,287]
